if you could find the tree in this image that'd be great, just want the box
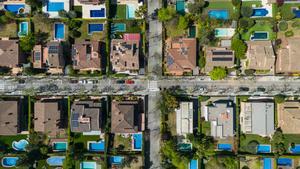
[69,29,81,38]
[187,0,206,15]
[158,6,176,22]
[232,0,241,6]
[135,5,147,18]
[187,133,215,159]
[39,146,48,155]
[246,140,259,154]
[271,129,286,155]
[158,90,178,115]
[35,31,49,46]
[279,21,288,31]
[239,18,255,29]
[20,33,35,52]
[25,0,42,9]
[241,6,253,17]
[68,19,82,30]
[199,54,206,68]
[209,67,227,80]
[161,140,189,169]
[232,38,247,59]
[68,11,77,19]
[58,10,69,18]
[274,94,286,103]
[178,16,189,30]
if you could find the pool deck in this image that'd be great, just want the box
[79,3,106,19]
[250,0,272,18]
[42,0,70,18]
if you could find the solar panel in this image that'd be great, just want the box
[212,51,233,55]
[167,56,174,66]
[212,57,233,61]
[34,52,41,61]
[72,113,79,120]
[48,45,58,54]
[72,121,79,128]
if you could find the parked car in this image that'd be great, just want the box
[125,79,135,84]
[116,79,125,84]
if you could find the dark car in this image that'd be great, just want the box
[116,79,125,84]
[257,87,266,92]
[239,87,249,92]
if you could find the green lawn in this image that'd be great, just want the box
[78,20,106,41]
[112,4,127,19]
[241,1,262,8]
[201,121,211,136]
[239,134,271,153]
[114,134,132,151]
[241,20,277,40]
[0,135,28,151]
[283,134,300,150]
[73,133,102,152]
[0,22,17,37]
[205,1,235,16]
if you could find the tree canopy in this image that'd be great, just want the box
[209,67,227,80]
[232,37,247,59]
[158,6,176,22]
[20,33,36,52]
[241,6,253,17]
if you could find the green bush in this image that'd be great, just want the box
[199,52,206,68]
[285,30,294,37]
[292,20,300,28]
[239,18,255,29]
[209,67,227,80]
[244,69,255,76]
[232,37,247,59]
[278,21,288,31]
[241,6,253,17]
[280,8,295,20]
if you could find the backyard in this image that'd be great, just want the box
[78,20,106,41]
[0,135,28,151]
[239,134,271,153]
[0,22,17,37]
[111,4,127,20]
[205,1,235,18]
[113,134,132,151]
[241,20,276,40]
[277,19,300,39]
[73,133,102,152]
[239,156,264,169]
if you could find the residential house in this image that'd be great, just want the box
[44,41,65,69]
[278,101,300,134]
[0,39,23,68]
[72,40,101,71]
[0,100,23,135]
[70,100,102,134]
[175,102,193,136]
[204,47,235,73]
[240,100,275,136]
[203,100,234,138]
[32,45,44,69]
[110,34,140,74]
[111,99,144,133]
[244,41,275,73]
[34,98,66,137]
[165,38,197,76]
[276,37,300,74]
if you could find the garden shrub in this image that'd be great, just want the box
[278,21,288,31]
[285,30,294,37]
[241,6,253,17]
[292,20,300,28]
[244,69,255,76]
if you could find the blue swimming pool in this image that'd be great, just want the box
[53,142,67,151]
[110,156,123,165]
[263,158,272,169]
[277,158,292,167]
[290,144,300,154]
[46,156,65,166]
[133,133,142,150]
[1,157,19,167]
[4,4,25,14]
[127,4,137,19]
[12,139,28,151]
[257,144,271,153]
[208,10,229,20]
[176,0,185,14]
[90,8,105,18]
[88,23,104,34]
[47,2,64,12]
[80,161,96,169]
[252,8,268,17]
[293,9,300,18]
[251,32,269,41]
[111,23,126,32]
[189,159,198,169]
[217,143,232,151]
[54,23,65,40]
[18,21,28,37]
[88,141,105,152]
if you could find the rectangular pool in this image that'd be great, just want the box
[53,142,67,151]
[80,161,96,169]
[290,144,300,154]
[47,2,64,12]
[88,23,104,35]
[4,4,25,14]
[257,144,271,153]
[277,158,292,167]
[111,23,126,32]
[189,159,198,169]
[90,9,105,18]
[263,158,272,169]
[217,143,232,151]
[208,10,229,20]
[176,0,185,14]
[110,156,123,165]
[252,8,269,17]
[127,4,137,19]
[132,133,142,150]
[54,23,65,40]
[88,141,105,152]
[215,28,235,38]
[18,22,28,37]
[250,31,269,41]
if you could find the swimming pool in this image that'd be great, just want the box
[215,28,235,38]
[293,9,300,18]
[1,157,19,167]
[132,133,142,150]
[12,139,28,151]
[88,23,104,35]
[111,23,126,32]
[277,158,293,167]
[127,4,137,19]
[47,2,64,12]
[189,26,196,38]
[217,144,232,151]
[4,4,25,14]
[88,141,105,152]
[289,144,300,154]
[252,8,269,17]
[18,21,28,37]
[250,31,269,41]
[52,142,67,151]
[46,156,65,166]
[263,158,272,169]
[80,161,96,169]
[189,159,198,169]
[90,8,105,18]
[54,23,65,40]
[178,143,192,151]
[176,0,185,14]
[257,144,271,153]
[208,10,229,20]
[110,156,123,165]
